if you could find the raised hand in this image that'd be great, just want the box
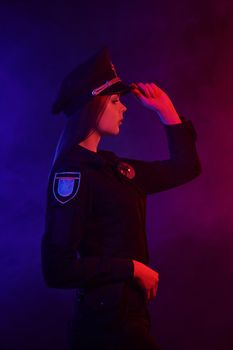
[131,82,181,125]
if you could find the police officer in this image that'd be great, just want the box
[41,47,201,350]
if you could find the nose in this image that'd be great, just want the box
[121,102,127,113]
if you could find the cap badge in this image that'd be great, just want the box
[111,62,117,76]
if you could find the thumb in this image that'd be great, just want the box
[132,89,141,98]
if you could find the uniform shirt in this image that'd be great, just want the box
[41,119,201,290]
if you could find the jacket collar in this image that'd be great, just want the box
[64,144,120,168]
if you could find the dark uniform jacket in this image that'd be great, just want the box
[41,119,201,296]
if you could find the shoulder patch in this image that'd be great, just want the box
[53,172,81,204]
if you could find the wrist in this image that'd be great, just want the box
[159,112,182,125]
[132,260,139,279]
[132,259,144,280]
[157,108,182,125]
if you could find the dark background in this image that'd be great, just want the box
[1,0,233,349]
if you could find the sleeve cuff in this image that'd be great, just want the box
[96,257,134,284]
[164,117,197,141]
[110,258,134,281]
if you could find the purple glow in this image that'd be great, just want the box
[1,1,233,349]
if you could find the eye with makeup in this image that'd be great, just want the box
[111,95,120,103]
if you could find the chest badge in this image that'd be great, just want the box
[53,172,81,204]
[117,162,135,180]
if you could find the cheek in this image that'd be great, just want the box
[98,114,111,130]
[101,118,118,132]
[98,110,117,131]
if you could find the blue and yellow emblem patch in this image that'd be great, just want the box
[53,172,81,204]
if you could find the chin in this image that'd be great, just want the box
[104,128,120,136]
[112,128,120,135]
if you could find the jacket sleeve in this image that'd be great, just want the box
[41,164,134,289]
[121,119,202,195]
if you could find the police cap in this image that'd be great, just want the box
[52,47,132,116]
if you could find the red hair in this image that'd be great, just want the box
[53,95,110,164]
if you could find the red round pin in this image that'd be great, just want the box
[117,162,135,180]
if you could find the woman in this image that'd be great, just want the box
[41,48,201,350]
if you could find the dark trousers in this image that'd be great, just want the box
[68,280,160,350]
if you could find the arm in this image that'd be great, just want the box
[121,118,201,194]
[122,82,201,194]
[41,165,134,289]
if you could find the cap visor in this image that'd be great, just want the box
[100,81,133,96]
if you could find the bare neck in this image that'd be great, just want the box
[78,130,101,153]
